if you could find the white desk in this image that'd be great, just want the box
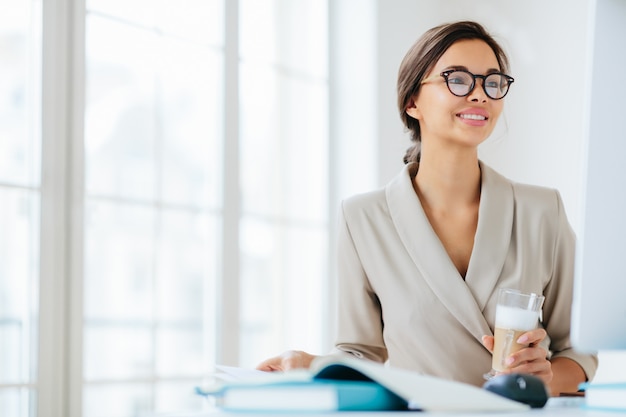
[152,398,625,417]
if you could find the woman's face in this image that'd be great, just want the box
[407,39,505,153]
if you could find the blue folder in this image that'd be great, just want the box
[196,378,408,412]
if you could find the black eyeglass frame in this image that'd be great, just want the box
[428,69,515,100]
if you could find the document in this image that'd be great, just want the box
[197,355,529,412]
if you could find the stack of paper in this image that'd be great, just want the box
[580,382,626,412]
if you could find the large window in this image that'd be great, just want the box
[0,1,41,416]
[238,0,329,367]
[0,1,329,416]
[82,1,224,415]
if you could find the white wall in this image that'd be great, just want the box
[375,0,591,230]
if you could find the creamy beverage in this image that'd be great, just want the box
[491,305,541,372]
[484,289,544,380]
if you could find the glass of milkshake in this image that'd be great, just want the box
[485,288,545,380]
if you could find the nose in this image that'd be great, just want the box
[467,79,488,103]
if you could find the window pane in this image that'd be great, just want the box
[86,0,223,46]
[84,325,153,380]
[0,189,39,386]
[86,0,158,30]
[159,38,223,209]
[154,0,224,45]
[85,16,158,201]
[83,3,222,415]
[239,0,329,368]
[155,381,208,415]
[155,210,218,375]
[239,65,280,217]
[281,77,328,221]
[84,201,155,321]
[85,380,211,417]
[84,201,155,381]
[239,219,277,360]
[83,384,151,417]
[281,227,326,349]
[240,219,327,367]
[155,326,203,376]
[0,0,41,187]
[0,2,40,416]
[275,0,328,78]
[240,0,327,78]
[83,203,218,377]
[240,3,328,221]
[156,211,216,322]
[85,10,223,208]
[239,0,276,63]
[0,388,34,417]
[239,70,328,221]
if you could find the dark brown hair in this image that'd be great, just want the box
[398,21,510,164]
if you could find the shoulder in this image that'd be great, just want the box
[482,163,564,216]
[512,181,566,222]
[514,182,563,212]
[341,187,388,218]
[341,163,416,220]
[482,163,574,255]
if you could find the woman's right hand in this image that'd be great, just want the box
[255,350,318,372]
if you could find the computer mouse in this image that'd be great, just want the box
[482,373,549,408]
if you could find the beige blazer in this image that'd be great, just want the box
[334,161,598,387]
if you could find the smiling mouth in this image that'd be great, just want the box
[458,113,487,121]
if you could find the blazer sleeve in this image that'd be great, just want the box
[542,190,598,380]
[332,199,388,363]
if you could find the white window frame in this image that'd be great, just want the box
[217,0,240,367]
[38,0,85,415]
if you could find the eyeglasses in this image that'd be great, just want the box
[421,69,514,100]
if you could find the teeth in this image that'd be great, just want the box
[459,114,486,120]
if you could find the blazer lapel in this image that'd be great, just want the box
[464,163,515,312]
[385,162,513,342]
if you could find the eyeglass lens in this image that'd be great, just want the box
[445,71,511,99]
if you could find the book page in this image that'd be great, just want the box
[215,365,268,381]
[211,365,311,385]
[310,355,529,412]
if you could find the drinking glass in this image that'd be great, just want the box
[484,288,545,380]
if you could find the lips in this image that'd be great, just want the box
[456,108,489,125]
[458,113,487,121]
[457,108,489,120]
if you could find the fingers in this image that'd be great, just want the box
[504,346,548,370]
[255,350,316,372]
[505,327,547,370]
[255,356,284,371]
[502,344,553,385]
[493,328,552,384]
[516,328,546,346]
[505,328,547,369]
[504,355,553,385]
[482,335,494,353]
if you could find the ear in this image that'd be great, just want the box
[405,95,421,120]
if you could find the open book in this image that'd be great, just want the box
[197,355,530,412]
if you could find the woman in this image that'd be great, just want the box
[256,21,597,396]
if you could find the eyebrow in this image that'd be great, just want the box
[443,65,501,74]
